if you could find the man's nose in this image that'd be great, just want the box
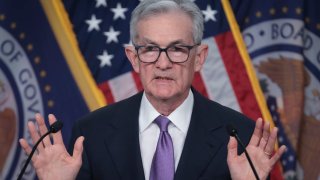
[155,51,172,69]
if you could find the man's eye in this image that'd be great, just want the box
[169,46,187,52]
[144,46,158,51]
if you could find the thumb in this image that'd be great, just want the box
[227,136,238,162]
[73,136,84,160]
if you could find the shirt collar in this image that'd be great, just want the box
[139,90,194,134]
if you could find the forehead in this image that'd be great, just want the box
[135,10,194,45]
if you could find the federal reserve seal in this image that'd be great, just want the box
[0,24,44,179]
[243,16,320,179]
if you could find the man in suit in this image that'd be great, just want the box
[19,0,286,179]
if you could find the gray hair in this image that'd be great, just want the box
[130,0,204,44]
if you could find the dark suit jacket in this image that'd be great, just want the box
[69,89,255,180]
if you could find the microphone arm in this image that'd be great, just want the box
[226,124,260,180]
[17,120,63,180]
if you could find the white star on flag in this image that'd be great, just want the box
[111,3,128,20]
[85,14,102,32]
[202,5,218,22]
[95,0,107,8]
[97,50,114,67]
[104,26,121,43]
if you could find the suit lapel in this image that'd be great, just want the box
[100,90,227,180]
[175,91,225,180]
[103,93,145,180]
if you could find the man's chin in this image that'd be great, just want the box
[148,90,175,101]
[154,93,174,100]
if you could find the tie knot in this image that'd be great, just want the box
[154,115,170,132]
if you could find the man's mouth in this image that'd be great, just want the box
[155,76,173,80]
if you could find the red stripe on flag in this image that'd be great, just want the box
[98,81,115,104]
[132,71,143,91]
[271,162,284,180]
[192,72,209,98]
[214,32,262,120]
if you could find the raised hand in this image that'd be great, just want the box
[227,118,287,180]
[19,113,84,180]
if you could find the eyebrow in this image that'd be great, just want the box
[139,38,189,46]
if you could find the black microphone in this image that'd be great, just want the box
[226,124,260,180]
[17,120,63,180]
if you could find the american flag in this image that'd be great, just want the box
[64,0,140,103]
[267,96,296,177]
[63,0,261,119]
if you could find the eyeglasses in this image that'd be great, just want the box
[133,43,200,63]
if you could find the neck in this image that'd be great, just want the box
[146,91,189,116]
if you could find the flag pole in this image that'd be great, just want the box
[220,0,274,128]
[40,0,106,110]
[220,0,284,177]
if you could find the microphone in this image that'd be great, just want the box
[17,120,63,180]
[226,124,260,180]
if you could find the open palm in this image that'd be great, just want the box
[227,118,286,180]
[19,114,84,180]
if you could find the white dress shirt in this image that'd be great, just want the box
[139,90,194,180]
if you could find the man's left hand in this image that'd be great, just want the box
[227,118,287,180]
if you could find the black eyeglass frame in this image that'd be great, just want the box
[133,43,200,63]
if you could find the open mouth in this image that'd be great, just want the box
[155,76,173,80]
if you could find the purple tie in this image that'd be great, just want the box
[150,115,174,180]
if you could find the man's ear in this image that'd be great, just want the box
[125,45,140,73]
[194,44,208,72]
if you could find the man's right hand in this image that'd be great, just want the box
[19,113,84,180]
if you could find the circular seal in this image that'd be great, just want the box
[242,18,320,179]
[0,26,44,179]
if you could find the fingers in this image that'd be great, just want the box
[48,114,64,145]
[227,137,238,162]
[270,145,287,166]
[248,118,263,146]
[258,121,270,150]
[73,136,85,161]
[28,120,45,152]
[27,113,62,152]
[19,138,32,156]
[35,113,52,147]
[19,138,37,162]
[264,127,278,155]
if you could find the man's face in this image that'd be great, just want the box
[126,11,207,105]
